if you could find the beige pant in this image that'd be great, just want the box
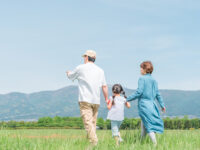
[79,102,99,144]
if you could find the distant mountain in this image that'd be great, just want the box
[0,86,199,121]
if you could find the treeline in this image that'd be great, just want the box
[97,116,200,130]
[0,116,199,130]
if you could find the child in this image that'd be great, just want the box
[107,84,131,146]
[127,61,166,145]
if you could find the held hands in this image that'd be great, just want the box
[125,102,131,108]
[105,99,110,105]
[106,99,112,110]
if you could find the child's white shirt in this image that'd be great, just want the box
[107,96,126,121]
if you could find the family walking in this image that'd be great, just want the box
[66,50,166,146]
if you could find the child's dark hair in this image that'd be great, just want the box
[112,84,127,105]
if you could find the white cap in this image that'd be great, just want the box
[82,50,96,58]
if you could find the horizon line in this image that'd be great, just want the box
[0,85,200,95]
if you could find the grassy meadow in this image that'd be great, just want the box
[0,129,199,150]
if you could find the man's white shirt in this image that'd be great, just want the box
[68,63,107,104]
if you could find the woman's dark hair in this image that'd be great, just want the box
[140,61,154,74]
[112,84,127,105]
[88,56,96,62]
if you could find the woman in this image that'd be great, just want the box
[127,61,166,145]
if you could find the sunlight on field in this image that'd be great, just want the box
[0,129,199,150]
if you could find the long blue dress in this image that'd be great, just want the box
[127,74,165,133]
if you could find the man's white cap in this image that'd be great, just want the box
[82,50,96,58]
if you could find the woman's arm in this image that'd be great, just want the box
[127,77,145,101]
[155,81,165,111]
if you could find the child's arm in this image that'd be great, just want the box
[125,102,131,108]
[107,100,112,110]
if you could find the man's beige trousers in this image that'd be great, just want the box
[79,102,99,144]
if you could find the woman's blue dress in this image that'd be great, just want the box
[127,74,165,133]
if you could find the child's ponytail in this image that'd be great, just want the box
[121,90,127,99]
[112,96,115,105]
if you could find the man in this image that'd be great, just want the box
[66,50,109,145]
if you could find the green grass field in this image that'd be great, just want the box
[0,129,199,150]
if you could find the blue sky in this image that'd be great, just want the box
[0,0,200,94]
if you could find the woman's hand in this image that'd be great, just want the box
[162,107,166,113]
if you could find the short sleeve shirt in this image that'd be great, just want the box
[68,63,107,104]
[107,96,126,121]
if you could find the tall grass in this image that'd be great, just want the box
[0,129,199,150]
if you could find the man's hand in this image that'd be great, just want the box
[66,71,70,76]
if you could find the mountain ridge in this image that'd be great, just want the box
[0,86,199,121]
